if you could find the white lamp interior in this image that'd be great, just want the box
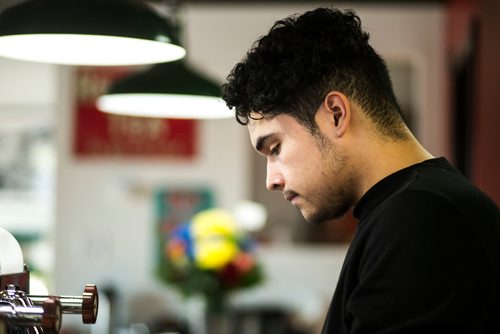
[0,34,186,66]
[97,93,232,119]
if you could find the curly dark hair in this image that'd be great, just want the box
[222,7,407,139]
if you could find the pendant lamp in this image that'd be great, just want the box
[0,0,186,66]
[96,60,232,119]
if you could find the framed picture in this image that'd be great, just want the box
[155,187,214,279]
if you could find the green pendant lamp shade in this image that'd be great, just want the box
[97,61,232,119]
[0,0,186,66]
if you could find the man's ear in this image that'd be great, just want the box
[323,91,351,137]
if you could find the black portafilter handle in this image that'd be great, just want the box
[29,284,98,324]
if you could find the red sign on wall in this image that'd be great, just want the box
[73,67,197,158]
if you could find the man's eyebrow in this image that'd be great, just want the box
[255,134,273,152]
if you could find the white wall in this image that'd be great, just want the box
[28,2,445,332]
[0,58,57,234]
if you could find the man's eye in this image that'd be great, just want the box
[270,144,280,156]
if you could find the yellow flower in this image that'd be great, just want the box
[191,209,240,269]
[191,209,238,238]
[195,237,239,269]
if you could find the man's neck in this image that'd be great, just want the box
[355,133,434,200]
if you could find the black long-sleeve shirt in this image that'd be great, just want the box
[322,157,500,333]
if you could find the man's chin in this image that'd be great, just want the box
[301,212,328,225]
[302,207,350,224]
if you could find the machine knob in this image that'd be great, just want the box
[82,284,98,324]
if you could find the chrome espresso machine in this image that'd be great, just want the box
[0,228,98,333]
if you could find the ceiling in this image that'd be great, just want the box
[0,0,446,11]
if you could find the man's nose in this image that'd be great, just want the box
[266,161,284,191]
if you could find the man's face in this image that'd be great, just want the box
[248,113,356,224]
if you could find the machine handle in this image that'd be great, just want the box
[30,283,98,324]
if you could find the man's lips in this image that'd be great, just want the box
[284,192,298,202]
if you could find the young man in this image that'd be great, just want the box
[222,7,500,334]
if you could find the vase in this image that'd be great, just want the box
[186,295,229,334]
[204,293,229,334]
[205,311,228,334]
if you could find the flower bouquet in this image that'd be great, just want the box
[158,208,263,313]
